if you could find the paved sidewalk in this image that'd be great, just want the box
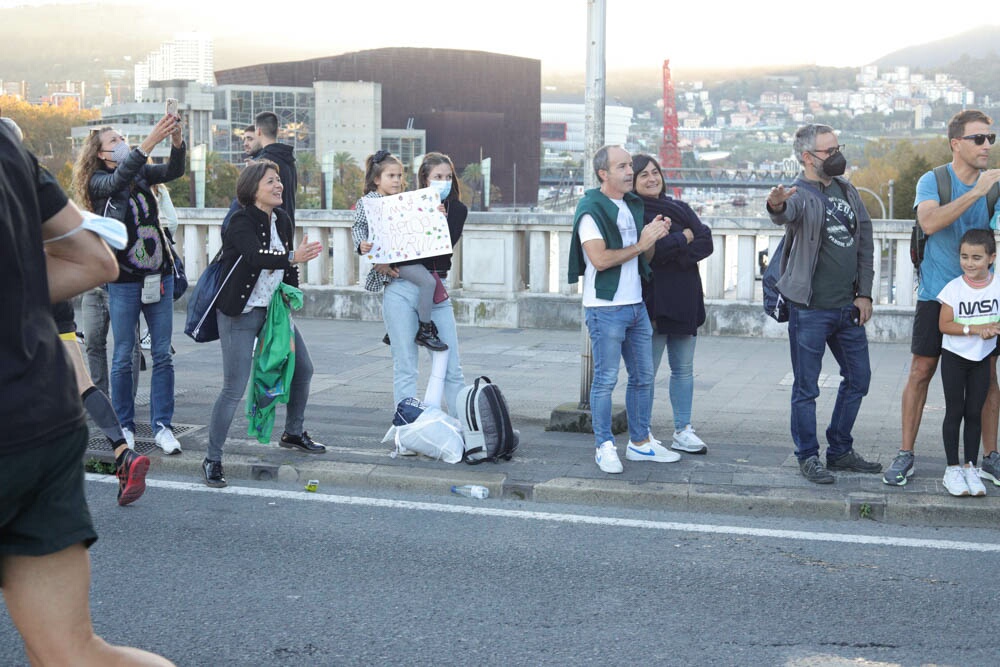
[87,314,1000,528]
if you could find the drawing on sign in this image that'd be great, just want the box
[361,188,453,264]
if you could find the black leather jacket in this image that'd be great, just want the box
[216,205,300,317]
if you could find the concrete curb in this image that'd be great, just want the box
[88,448,1000,529]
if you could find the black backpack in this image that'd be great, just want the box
[762,235,791,322]
[910,164,1000,270]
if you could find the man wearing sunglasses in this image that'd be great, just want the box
[889,109,1000,487]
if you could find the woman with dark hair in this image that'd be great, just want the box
[72,115,185,455]
[632,153,714,455]
[352,150,468,415]
[202,160,325,487]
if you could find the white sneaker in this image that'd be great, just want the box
[943,466,970,497]
[672,425,708,454]
[626,438,681,463]
[595,441,623,473]
[123,428,135,450]
[964,464,987,497]
[139,330,151,350]
[155,422,182,455]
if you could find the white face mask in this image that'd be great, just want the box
[109,141,131,164]
[428,179,451,200]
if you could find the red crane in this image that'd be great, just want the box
[659,59,682,197]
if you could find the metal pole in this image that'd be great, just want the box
[579,0,606,410]
[888,179,895,219]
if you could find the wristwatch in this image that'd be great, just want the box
[963,324,971,336]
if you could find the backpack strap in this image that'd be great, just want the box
[933,164,951,207]
[793,178,856,234]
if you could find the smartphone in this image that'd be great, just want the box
[165,98,178,118]
[850,305,861,326]
[141,274,161,304]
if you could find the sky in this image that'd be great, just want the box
[3,0,999,72]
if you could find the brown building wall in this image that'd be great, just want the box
[216,48,540,207]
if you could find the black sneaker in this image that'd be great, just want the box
[202,458,227,488]
[116,448,150,506]
[882,450,915,486]
[280,431,327,453]
[827,449,882,473]
[799,455,835,484]
[382,333,391,345]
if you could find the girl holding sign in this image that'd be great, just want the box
[354,150,448,351]
[352,150,468,414]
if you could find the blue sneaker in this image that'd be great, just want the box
[882,450,915,486]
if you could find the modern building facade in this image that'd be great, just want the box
[216,48,541,207]
[135,33,215,102]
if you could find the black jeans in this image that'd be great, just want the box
[940,349,990,466]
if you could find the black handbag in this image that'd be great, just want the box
[162,228,187,301]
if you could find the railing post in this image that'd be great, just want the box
[737,233,755,300]
[706,232,726,298]
[528,229,550,293]
[895,237,915,306]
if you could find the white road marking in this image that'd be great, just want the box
[88,474,1000,553]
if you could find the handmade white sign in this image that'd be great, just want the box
[361,188,453,264]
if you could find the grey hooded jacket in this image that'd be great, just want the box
[767,175,874,307]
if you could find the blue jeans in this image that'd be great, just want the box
[585,303,654,447]
[108,275,175,432]
[81,286,139,396]
[788,303,871,461]
[651,332,697,431]
[383,277,465,415]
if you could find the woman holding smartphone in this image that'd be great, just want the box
[71,113,186,454]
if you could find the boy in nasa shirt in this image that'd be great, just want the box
[936,229,1000,496]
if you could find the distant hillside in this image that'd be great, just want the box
[875,26,1000,68]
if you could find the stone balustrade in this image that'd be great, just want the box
[174,208,920,341]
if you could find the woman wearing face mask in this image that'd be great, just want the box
[631,153,714,455]
[71,114,185,455]
[352,151,468,415]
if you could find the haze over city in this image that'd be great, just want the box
[3,0,999,71]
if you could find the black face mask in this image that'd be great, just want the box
[814,151,847,178]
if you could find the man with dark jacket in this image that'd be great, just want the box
[766,123,881,484]
[252,111,297,224]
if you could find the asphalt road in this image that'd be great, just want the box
[2,475,997,666]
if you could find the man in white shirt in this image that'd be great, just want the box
[568,145,674,473]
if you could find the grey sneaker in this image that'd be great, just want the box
[827,449,882,473]
[980,451,1000,486]
[799,455,835,484]
[882,450,915,486]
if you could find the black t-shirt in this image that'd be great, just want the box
[0,126,83,454]
[809,179,858,309]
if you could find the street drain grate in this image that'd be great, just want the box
[86,423,204,455]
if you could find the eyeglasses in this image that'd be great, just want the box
[960,133,997,146]
[812,145,844,157]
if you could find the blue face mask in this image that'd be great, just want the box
[429,179,451,200]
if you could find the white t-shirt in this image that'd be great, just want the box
[577,199,642,308]
[937,273,1000,361]
[243,213,287,313]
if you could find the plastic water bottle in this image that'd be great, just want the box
[451,484,489,499]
